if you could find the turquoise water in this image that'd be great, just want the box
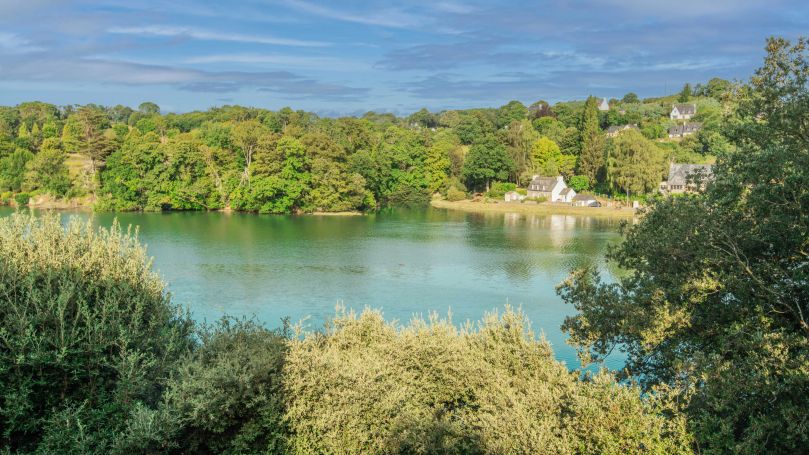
[0,206,625,369]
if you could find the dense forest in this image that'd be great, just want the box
[1,75,728,213]
[0,37,806,454]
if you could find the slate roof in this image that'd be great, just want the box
[560,188,574,196]
[529,176,561,192]
[672,103,697,115]
[667,163,713,186]
[573,194,597,201]
[668,122,703,136]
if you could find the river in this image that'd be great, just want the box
[0,206,625,369]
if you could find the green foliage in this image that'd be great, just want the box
[486,181,516,198]
[0,214,194,453]
[568,175,590,191]
[0,69,743,213]
[138,102,160,115]
[0,148,33,192]
[621,92,640,104]
[495,100,528,128]
[606,129,665,195]
[577,97,606,182]
[157,319,288,454]
[24,138,72,197]
[445,186,466,201]
[559,37,809,453]
[461,134,514,191]
[283,308,692,454]
[532,136,576,177]
[678,83,692,102]
[13,192,30,206]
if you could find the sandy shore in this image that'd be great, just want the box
[431,199,639,218]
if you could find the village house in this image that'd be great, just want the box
[670,103,697,120]
[527,175,577,202]
[606,124,640,138]
[572,194,601,207]
[660,163,714,193]
[668,122,702,138]
[597,98,610,111]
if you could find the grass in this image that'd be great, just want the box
[431,199,639,218]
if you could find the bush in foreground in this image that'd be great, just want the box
[1,214,692,454]
[0,213,194,453]
[283,308,692,454]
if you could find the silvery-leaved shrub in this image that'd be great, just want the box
[0,212,193,454]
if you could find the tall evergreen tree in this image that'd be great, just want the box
[678,83,692,102]
[576,96,605,183]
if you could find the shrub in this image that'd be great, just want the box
[283,307,693,454]
[165,318,288,454]
[446,187,466,201]
[569,175,590,192]
[0,213,194,453]
[485,181,516,198]
[14,192,30,206]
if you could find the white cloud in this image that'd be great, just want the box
[0,32,44,54]
[280,0,423,28]
[183,53,366,70]
[107,25,330,47]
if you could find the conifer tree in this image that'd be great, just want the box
[576,96,605,183]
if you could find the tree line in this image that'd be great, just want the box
[1,80,732,212]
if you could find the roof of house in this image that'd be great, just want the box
[667,163,714,186]
[560,188,574,196]
[572,194,597,201]
[668,122,703,136]
[529,176,563,192]
[606,124,639,134]
[672,103,697,115]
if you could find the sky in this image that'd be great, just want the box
[0,0,807,116]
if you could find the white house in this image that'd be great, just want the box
[670,103,697,120]
[597,98,610,111]
[527,175,577,202]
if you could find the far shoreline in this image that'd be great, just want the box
[430,199,639,218]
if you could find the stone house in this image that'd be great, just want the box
[527,175,577,202]
[668,122,702,138]
[660,163,714,193]
[670,103,697,120]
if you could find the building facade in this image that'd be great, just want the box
[660,163,714,193]
[527,176,577,202]
[670,103,697,120]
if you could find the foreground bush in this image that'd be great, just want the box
[283,308,692,454]
[0,213,194,453]
[1,213,692,454]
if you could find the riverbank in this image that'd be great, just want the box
[431,199,639,218]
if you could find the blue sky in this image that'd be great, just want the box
[0,0,807,115]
